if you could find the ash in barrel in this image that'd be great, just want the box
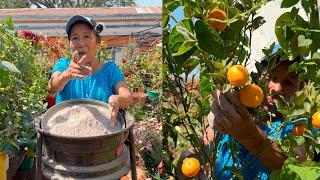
[43,104,122,137]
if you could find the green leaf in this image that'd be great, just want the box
[298,35,312,47]
[163,9,170,28]
[173,40,197,56]
[303,102,311,114]
[241,0,252,8]
[0,61,21,74]
[294,90,307,106]
[288,109,306,117]
[312,52,320,60]
[168,19,197,64]
[194,20,225,59]
[301,0,310,14]
[212,62,224,70]
[165,0,180,12]
[250,16,266,30]
[176,23,196,41]
[281,0,299,8]
[288,162,320,180]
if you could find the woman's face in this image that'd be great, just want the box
[267,61,301,102]
[69,22,99,62]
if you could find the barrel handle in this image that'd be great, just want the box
[118,109,127,129]
[129,128,137,180]
[119,109,137,179]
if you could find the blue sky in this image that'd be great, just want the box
[169,6,184,26]
[135,0,162,7]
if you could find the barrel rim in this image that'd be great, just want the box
[38,98,134,140]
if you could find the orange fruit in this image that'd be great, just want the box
[239,84,264,108]
[227,65,249,86]
[312,111,320,128]
[203,127,215,145]
[292,123,307,136]
[208,9,228,31]
[181,157,200,177]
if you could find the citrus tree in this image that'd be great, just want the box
[0,18,50,159]
[163,0,270,178]
[163,0,320,179]
[265,0,320,178]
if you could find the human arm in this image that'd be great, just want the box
[208,89,286,170]
[48,51,92,94]
[109,81,133,126]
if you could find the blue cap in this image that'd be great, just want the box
[65,15,104,38]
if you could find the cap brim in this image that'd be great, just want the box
[66,15,93,36]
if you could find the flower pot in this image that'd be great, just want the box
[0,152,8,180]
[147,90,160,103]
[20,157,35,170]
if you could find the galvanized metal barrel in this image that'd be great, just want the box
[35,99,135,180]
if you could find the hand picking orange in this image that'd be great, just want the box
[227,65,249,86]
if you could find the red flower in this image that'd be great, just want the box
[19,30,43,43]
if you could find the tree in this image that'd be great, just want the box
[28,0,135,8]
[0,0,29,8]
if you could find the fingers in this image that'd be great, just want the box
[211,101,232,132]
[213,90,242,124]
[207,111,225,132]
[72,51,79,63]
[110,103,119,128]
[109,95,120,128]
[226,89,253,123]
[68,56,92,79]
[77,54,87,67]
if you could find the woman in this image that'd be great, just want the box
[209,54,303,179]
[48,15,133,125]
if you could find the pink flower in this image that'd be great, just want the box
[145,140,153,151]
[156,160,164,174]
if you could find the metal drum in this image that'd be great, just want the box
[34,99,135,180]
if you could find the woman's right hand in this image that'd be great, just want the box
[63,51,92,80]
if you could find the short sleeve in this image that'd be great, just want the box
[108,62,125,93]
[52,58,71,75]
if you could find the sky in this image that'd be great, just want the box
[135,0,162,7]
[168,6,184,26]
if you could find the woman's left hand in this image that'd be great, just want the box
[108,95,120,127]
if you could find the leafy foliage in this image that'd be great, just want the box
[0,18,50,157]
[163,0,270,178]
[163,0,320,178]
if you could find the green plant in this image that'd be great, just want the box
[163,0,269,177]
[140,133,172,179]
[0,18,50,158]
[119,42,162,91]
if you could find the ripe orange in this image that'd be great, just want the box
[292,123,307,136]
[227,65,249,86]
[208,8,228,31]
[239,84,264,108]
[312,111,320,128]
[181,157,200,177]
[203,127,215,145]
